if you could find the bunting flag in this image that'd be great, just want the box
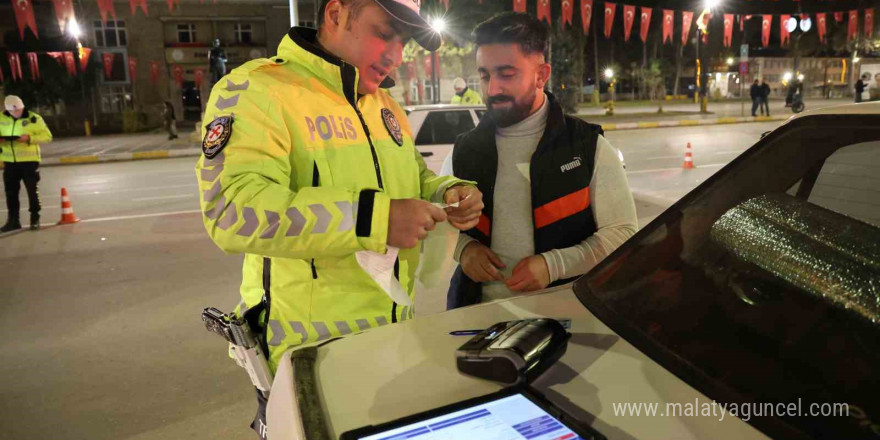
[166,0,179,12]
[194,67,205,88]
[102,52,115,79]
[51,0,75,33]
[604,2,616,38]
[848,10,858,41]
[64,51,77,76]
[80,47,92,72]
[172,64,184,87]
[761,15,772,47]
[866,8,875,38]
[581,0,593,35]
[128,56,137,83]
[681,11,693,45]
[97,0,117,24]
[27,52,40,81]
[130,0,148,16]
[513,0,525,13]
[149,61,161,84]
[623,4,635,41]
[662,10,673,44]
[780,14,791,46]
[817,13,827,43]
[639,7,651,43]
[834,12,843,23]
[562,0,574,28]
[8,53,24,81]
[13,0,39,40]
[723,14,733,47]
[537,0,551,25]
[47,51,64,66]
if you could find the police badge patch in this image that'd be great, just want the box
[381,108,404,146]
[203,116,233,159]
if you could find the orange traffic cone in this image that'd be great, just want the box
[57,188,81,225]
[682,142,695,169]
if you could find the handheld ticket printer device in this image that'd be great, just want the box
[456,318,571,385]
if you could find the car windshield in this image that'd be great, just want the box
[574,114,880,439]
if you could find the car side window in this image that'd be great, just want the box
[804,141,880,227]
[475,110,487,121]
[415,111,476,146]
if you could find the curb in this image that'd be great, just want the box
[597,115,787,131]
[35,148,202,168]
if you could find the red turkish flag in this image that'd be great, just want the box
[562,0,574,28]
[513,0,525,13]
[166,0,179,12]
[63,52,77,76]
[834,12,843,23]
[581,0,593,35]
[149,61,161,84]
[537,0,551,25]
[639,7,651,43]
[172,64,184,87]
[723,14,733,47]
[866,9,875,38]
[130,0,148,16]
[47,52,64,67]
[12,0,39,40]
[848,10,859,41]
[761,15,772,48]
[51,0,75,33]
[79,47,92,72]
[681,11,693,45]
[780,15,791,46]
[623,4,635,41]
[97,0,117,24]
[817,13,827,43]
[604,2,616,38]
[102,52,115,79]
[194,67,205,88]
[8,53,24,81]
[662,10,673,44]
[27,52,39,81]
[128,56,137,83]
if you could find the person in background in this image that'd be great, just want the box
[163,101,178,140]
[750,79,762,117]
[1,95,52,232]
[760,79,771,116]
[451,77,483,105]
[854,74,867,103]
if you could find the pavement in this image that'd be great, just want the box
[16,98,852,168]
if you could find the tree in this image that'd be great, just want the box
[550,22,585,113]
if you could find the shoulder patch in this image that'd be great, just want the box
[203,116,234,159]
[381,108,403,147]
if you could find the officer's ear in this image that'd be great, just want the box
[323,0,344,31]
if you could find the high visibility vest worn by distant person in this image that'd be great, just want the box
[195,27,469,373]
[451,87,483,105]
[0,110,52,163]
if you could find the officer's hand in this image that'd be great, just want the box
[505,255,551,292]
[460,242,505,283]
[387,199,447,249]
[17,135,30,144]
[443,185,483,231]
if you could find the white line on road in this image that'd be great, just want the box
[626,163,727,175]
[80,209,202,224]
[131,194,196,202]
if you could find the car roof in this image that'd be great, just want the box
[788,101,880,120]
[404,104,485,111]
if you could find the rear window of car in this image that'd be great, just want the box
[415,111,475,145]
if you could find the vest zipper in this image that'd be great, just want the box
[390,259,400,323]
[261,257,272,354]
[10,118,18,163]
[353,107,384,190]
[340,62,384,190]
[310,259,318,279]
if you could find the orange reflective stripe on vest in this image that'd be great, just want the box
[534,187,590,229]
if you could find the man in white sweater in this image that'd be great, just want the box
[443,12,637,308]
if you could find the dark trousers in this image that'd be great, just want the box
[761,97,770,115]
[751,97,760,116]
[3,161,41,221]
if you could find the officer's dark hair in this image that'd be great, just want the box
[472,12,549,60]
[317,0,370,30]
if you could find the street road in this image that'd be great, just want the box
[0,121,778,439]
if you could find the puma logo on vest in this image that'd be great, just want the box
[560,156,582,173]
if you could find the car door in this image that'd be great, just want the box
[414,110,476,174]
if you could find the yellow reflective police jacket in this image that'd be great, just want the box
[195,27,468,372]
[450,87,483,105]
[0,110,52,163]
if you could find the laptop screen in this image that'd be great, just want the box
[357,393,585,440]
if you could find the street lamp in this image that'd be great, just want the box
[703,0,720,10]
[726,57,734,66]
[783,72,793,84]
[68,19,93,136]
[604,68,616,115]
[428,17,445,104]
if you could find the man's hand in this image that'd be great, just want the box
[443,185,483,231]
[17,135,30,144]
[387,199,447,249]
[505,255,551,292]
[460,242,505,282]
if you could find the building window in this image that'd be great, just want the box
[177,23,197,43]
[99,85,133,113]
[93,20,127,47]
[422,79,436,102]
[298,20,316,29]
[234,23,252,44]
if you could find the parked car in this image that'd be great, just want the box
[268,103,880,440]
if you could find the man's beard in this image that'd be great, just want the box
[486,88,537,128]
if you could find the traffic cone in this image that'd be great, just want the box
[682,142,695,169]
[57,188,81,225]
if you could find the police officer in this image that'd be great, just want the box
[451,77,483,104]
[195,1,483,434]
[2,95,52,232]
